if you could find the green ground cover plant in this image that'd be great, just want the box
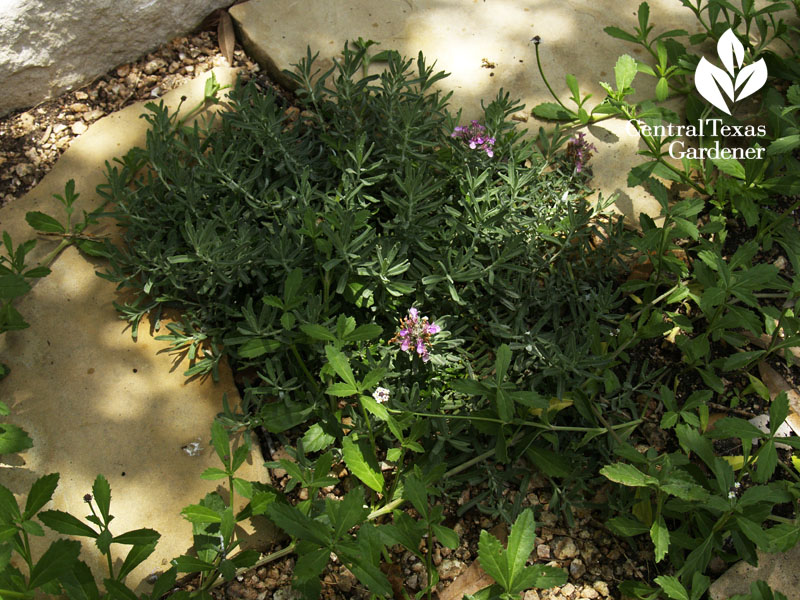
[3,0,800,598]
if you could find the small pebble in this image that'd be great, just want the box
[70,121,87,135]
[438,558,466,580]
[593,581,610,597]
[569,558,586,579]
[554,537,579,559]
[537,543,551,559]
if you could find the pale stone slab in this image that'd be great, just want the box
[229,0,712,222]
[0,0,230,116]
[0,68,276,592]
[710,544,800,600]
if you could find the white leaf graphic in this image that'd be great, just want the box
[718,29,744,76]
[735,58,768,101]
[695,57,734,114]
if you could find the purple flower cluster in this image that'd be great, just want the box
[388,307,441,363]
[566,132,597,173]
[451,120,496,158]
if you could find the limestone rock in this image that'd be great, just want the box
[709,544,800,600]
[0,0,230,116]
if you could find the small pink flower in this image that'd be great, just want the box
[451,120,495,158]
[388,307,442,362]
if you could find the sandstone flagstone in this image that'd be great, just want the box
[0,67,277,593]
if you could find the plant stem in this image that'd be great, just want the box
[290,343,322,397]
[385,406,641,434]
[533,43,573,114]
[39,239,71,268]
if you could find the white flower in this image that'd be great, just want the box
[372,387,390,403]
[728,491,737,499]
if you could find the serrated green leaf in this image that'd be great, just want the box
[432,524,459,549]
[92,475,111,524]
[58,559,100,600]
[21,519,44,536]
[265,502,330,546]
[495,344,511,383]
[513,564,568,592]
[565,73,580,99]
[341,435,384,493]
[327,488,367,541]
[39,510,98,538]
[345,324,383,342]
[260,399,312,433]
[477,530,509,589]
[233,478,252,499]
[301,423,335,453]
[95,528,112,554]
[237,338,280,358]
[112,528,160,546]
[604,26,640,43]
[403,473,429,518]
[294,546,330,581]
[29,539,81,588]
[326,382,359,397]
[615,54,638,91]
[650,516,670,562]
[531,102,575,121]
[506,509,537,585]
[171,555,216,572]
[706,417,765,440]
[200,467,228,480]
[655,575,689,600]
[600,463,658,487]
[117,542,157,580]
[210,420,229,465]
[0,274,30,301]
[325,345,356,387]
[299,323,336,341]
[767,134,800,156]
[712,157,745,179]
[180,504,222,524]
[25,211,65,234]
[764,523,800,553]
[230,549,261,568]
[23,473,59,520]
[606,516,650,537]
[0,484,20,523]
[656,77,669,101]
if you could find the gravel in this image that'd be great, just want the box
[0,28,264,209]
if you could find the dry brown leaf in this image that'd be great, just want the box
[438,560,496,600]
[757,361,800,436]
[217,10,235,66]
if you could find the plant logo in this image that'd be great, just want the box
[694,29,768,115]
